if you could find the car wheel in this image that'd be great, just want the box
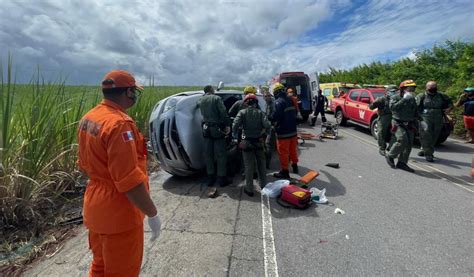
[370,119,378,140]
[335,110,347,126]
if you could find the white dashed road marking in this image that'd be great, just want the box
[261,194,279,277]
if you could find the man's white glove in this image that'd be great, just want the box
[403,92,413,99]
[420,121,428,132]
[148,214,161,241]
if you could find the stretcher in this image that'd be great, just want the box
[319,122,338,139]
[297,131,323,145]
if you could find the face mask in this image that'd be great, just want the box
[128,88,140,104]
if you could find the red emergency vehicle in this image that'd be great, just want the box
[269,72,314,121]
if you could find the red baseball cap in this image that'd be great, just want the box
[101,70,143,90]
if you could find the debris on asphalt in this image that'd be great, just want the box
[300,170,319,185]
[319,240,328,243]
[345,235,350,240]
[334,208,345,215]
[325,163,340,168]
[310,188,328,204]
[261,180,290,198]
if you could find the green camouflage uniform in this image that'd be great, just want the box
[387,94,419,163]
[369,95,392,152]
[229,100,247,118]
[416,92,452,158]
[197,93,231,178]
[232,106,271,192]
[264,96,276,168]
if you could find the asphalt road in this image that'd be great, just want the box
[27,115,474,276]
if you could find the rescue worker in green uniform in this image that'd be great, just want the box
[263,87,276,169]
[229,86,258,118]
[416,81,453,162]
[232,94,272,197]
[229,86,258,177]
[369,85,397,156]
[197,85,231,196]
[385,80,419,173]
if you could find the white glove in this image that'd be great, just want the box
[403,92,413,99]
[420,121,428,131]
[147,214,161,241]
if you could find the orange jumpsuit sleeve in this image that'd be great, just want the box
[106,121,147,193]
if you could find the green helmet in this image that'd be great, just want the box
[385,85,397,93]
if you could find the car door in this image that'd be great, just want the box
[309,72,319,96]
[345,90,361,120]
[355,91,371,124]
[323,87,332,111]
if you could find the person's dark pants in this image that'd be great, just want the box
[311,108,326,125]
[204,137,227,177]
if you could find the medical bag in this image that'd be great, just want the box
[279,184,312,209]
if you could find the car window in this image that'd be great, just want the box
[349,91,361,101]
[323,88,331,97]
[219,94,242,112]
[372,92,385,99]
[360,91,370,102]
[332,87,339,97]
[339,87,352,94]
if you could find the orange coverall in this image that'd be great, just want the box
[78,99,149,277]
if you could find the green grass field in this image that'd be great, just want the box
[0,57,242,266]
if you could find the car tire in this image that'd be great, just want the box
[335,110,347,126]
[370,119,378,140]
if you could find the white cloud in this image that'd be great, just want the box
[0,0,472,85]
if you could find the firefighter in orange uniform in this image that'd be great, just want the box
[78,70,161,277]
[273,83,299,178]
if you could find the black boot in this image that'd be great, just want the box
[310,117,316,126]
[273,170,290,179]
[206,175,216,187]
[385,155,396,168]
[396,162,415,173]
[417,151,425,157]
[265,153,271,169]
[243,188,254,197]
[425,156,434,163]
[216,176,231,187]
[291,163,299,174]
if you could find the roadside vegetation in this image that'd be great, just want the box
[0,56,206,271]
[319,40,474,136]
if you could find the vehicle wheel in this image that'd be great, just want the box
[335,110,347,126]
[370,119,378,140]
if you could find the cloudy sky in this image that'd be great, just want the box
[1,0,473,86]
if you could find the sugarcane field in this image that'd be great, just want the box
[1,1,473,276]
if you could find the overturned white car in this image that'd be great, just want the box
[149,87,267,176]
